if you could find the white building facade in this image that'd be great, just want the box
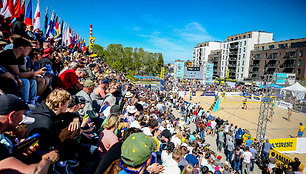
[193,41,221,80]
[220,31,274,81]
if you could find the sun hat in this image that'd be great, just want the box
[125,91,133,98]
[127,105,137,114]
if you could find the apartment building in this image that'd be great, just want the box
[220,31,274,81]
[192,41,221,67]
[249,38,306,81]
[208,49,222,78]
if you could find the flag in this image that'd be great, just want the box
[20,0,25,16]
[46,11,56,38]
[44,6,48,35]
[54,16,60,39]
[24,0,32,26]
[82,39,86,52]
[0,0,3,8]
[13,0,21,18]
[33,0,41,30]
[0,0,14,18]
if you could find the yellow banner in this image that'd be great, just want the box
[269,149,305,173]
[160,67,165,79]
[243,133,255,142]
[88,37,96,51]
[269,138,297,152]
[226,69,230,78]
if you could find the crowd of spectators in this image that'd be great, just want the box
[0,20,304,174]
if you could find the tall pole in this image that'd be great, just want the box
[90,24,92,37]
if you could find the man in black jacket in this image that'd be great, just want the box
[26,89,79,156]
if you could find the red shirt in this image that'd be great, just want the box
[58,69,79,90]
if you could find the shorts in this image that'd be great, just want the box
[298,131,304,137]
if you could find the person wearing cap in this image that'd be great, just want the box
[76,79,98,118]
[297,122,304,137]
[119,133,159,174]
[0,94,59,173]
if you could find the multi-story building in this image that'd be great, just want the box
[249,38,306,81]
[192,41,221,67]
[208,49,222,78]
[220,31,274,81]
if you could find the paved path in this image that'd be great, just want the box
[172,108,262,174]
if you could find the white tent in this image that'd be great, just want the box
[281,82,306,100]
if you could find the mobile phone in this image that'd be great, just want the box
[13,133,40,154]
[42,68,48,71]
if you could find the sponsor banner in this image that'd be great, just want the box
[270,138,297,152]
[275,73,287,85]
[269,149,305,173]
[184,66,203,79]
[225,92,242,96]
[205,63,214,83]
[176,62,184,79]
[276,100,293,109]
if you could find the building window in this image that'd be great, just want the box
[238,69,239,73]
[227,44,229,49]
[240,48,241,53]
[269,45,275,49]
[242,67,244,71]
[244,47,246,52]
[300,50,303,57]
[242,61,244,66]
[262,46,265,50]
[243,35,246,39]
[297,69,301,75]
[239,55,241,60]
[241,74,243,78]
[238,62,240,66]
[248,34,251,38]
[299,60,302,66]
[256,54,260,59]
[243,54,245,59]
[231,38,233,41]
[244,41,247,45]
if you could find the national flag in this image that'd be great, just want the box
[44,6,48,35]
[46,11,56,38]
[13,0,21,18]
[20,0,25,16]
[0,0,14,18]
[82,39,86,52]
[33,0,41,30]
[54,16,60,40]
[25,0,32,26]
[68,27,72,48]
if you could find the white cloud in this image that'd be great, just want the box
[137,22,215,63]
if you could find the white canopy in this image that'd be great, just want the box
[281,82,306,100]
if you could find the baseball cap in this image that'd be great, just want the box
[83,80,95,87]
[300,122,303,125]
[121,133,157,167]
[110,105,121,115]
[102,79,109,84]
[68,95,80,107]
[0,94,29,115]
[20,115,35,124]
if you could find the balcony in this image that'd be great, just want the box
[283,53,297,60]
[228,64,236,67]
[282,64,295,68]
[229,57,237,61]
[229,45,238,49]
[229,51,238,55]
[265,64,276,68]
[253,64,260,67]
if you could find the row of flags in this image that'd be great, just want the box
[0,0,86,51]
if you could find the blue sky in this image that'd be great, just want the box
[36,0,306,63]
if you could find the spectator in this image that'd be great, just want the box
[162,148,182,174]
[119,133,158,174]
[241,146,252,174]
[58,67,85,95]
